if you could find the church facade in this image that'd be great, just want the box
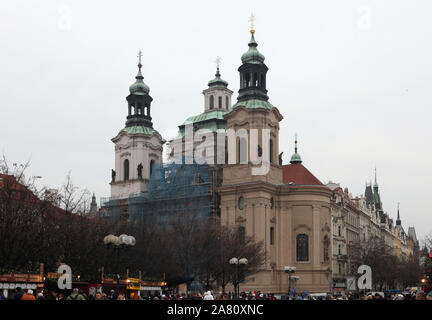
[102,22,419,294]
[218,28,333,293]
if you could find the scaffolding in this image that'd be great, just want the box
[102,163,222,222]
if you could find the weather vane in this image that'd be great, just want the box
[249,13,256,34]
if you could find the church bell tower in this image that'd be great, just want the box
[110,51,165,199]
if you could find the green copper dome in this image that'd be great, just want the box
[290,136,302,164]
[208,67,228,88]
[241,33,265,64]
[129,69,149,95]
[290,152,302,164]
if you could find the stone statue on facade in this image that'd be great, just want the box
[111,169,116,183]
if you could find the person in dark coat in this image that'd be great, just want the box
[14,287,24,300]
[45,290,58,301]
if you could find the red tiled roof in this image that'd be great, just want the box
[282,163,323,186]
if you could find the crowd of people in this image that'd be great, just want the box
[1,286,432,301]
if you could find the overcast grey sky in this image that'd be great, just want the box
[1,1,431,239]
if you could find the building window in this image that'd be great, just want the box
[218,96,222,108]
[270,227,275,245]
[150,159,155,177]
[338,244,342,255]
[225,96,229,109]
[324,236,329,262]
[270,197,274,209]
[238,138,248,164]
[238,226,245,243]
[296,234,309,261]
[210,95,214,109]
[338,225,341,236]
[269,139,274,163]
[238,196,245,210]
[339,263,342,274]
[124,159,129,181]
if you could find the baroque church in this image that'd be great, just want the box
[105,24,334,293]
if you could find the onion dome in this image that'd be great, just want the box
[129,61,149,95]
[208,66,228,88]
[241,32,265,64]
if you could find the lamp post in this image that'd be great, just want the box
[229,257,248,299]
[284,266,297,298]
[103,234,136,293]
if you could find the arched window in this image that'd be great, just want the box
[210,95,214,109]
[218,96,222,108]
[244,73,250,87]
[253,73,258,86]
[324,236,329,262]
[270,227,275,245]
[296,234,309,261]
[238,226,245,243]
[225,96,229,109]
[238,138,248,164]
[124,159,129,181]
[338,225,341,236]
[150,159,155,177]
[269,139,274,163]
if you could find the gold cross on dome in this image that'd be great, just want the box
[249,13,256,32]
[137,49,143,65]
[215,56,221,69]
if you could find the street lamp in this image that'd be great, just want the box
[103,234,136,293]
[284,266,297,298]
[229,257,248,299]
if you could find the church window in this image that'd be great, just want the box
[253,73,258,86]
[324,236,330,262]
[296,234,309,261]
[238,196,245,210]
[124,159,129,181]
[269,139,274,163]
[270,227,275,245]
[210,95,214,109]
[218,96,222,108]
[244,73,250,87]
[238,138,248,164]
[238,226,245,243]
[226,96,229,109]
[150,159,155,177]
[260,74,265,88]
